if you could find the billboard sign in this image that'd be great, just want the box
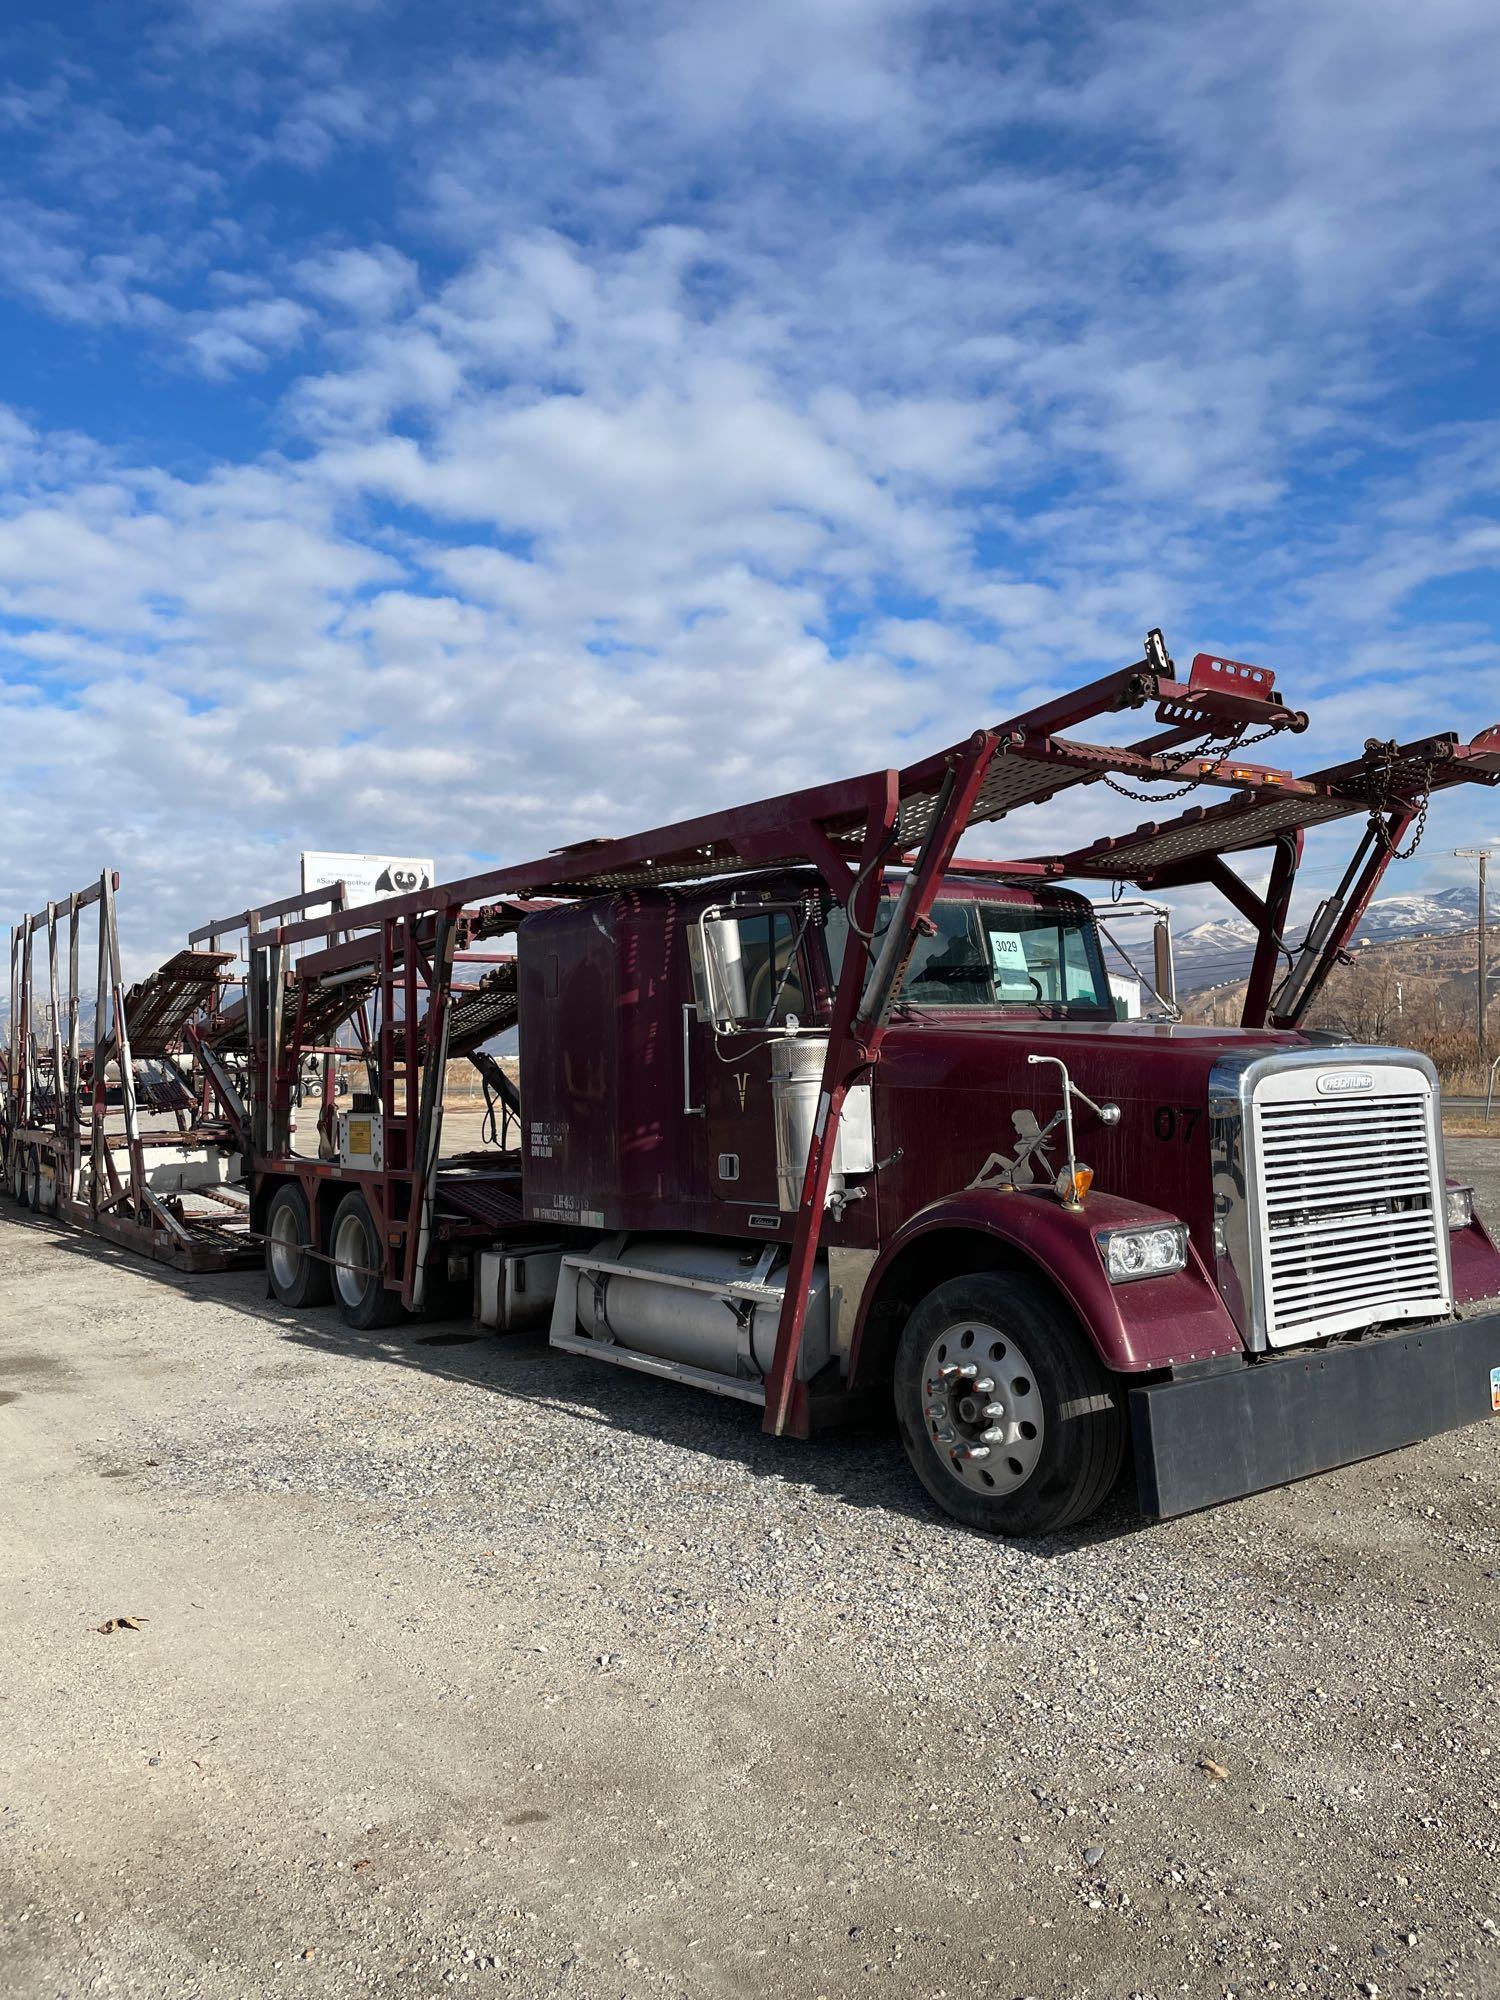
[301,851,436,913]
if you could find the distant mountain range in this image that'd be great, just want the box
[1175,884,1481,994]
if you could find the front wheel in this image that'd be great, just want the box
[894,1270,1125,1536]
[329,1191,406,1330]
[11,1143,31,1207]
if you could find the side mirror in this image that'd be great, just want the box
[699,914,749,1027]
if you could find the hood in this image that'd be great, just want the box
[876,1017,1306,1105]
[872,1018,1310,1304]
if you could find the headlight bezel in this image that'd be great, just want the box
[1097,1221,1190,1285]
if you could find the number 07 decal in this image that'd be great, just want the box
[1152,1105,1201,1143]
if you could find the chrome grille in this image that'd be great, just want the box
[1255,1088,1448,1345]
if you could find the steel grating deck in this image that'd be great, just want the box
[436,1174,525,1228]
[444,968,519,1059]
[109,949,233,1059]
[1056,794,1354,879]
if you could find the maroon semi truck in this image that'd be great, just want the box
[19,634,1498,1535]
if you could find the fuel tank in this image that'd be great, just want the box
[553,1236,831,1384]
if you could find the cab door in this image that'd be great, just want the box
[703,1031,779,1205]
[687,907,814,1210]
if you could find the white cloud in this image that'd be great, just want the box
[651,0,926,129]
[294,244,418,318]
[267,82,374,169]
[182,294,316,376]
[175,0,383,45]
[0,201,172,327]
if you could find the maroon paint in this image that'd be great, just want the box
[850,1185,1243,1378]
[1451,1214,1500,1305]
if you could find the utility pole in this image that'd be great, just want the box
[1456,848,1490,1060]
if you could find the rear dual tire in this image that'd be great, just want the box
[330,1191,406,1330]
[7,1144,41,1209]
[895,1270,1125,1537]
[265,1184,332,1310]
[266,1184,406,1329]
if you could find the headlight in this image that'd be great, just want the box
[1446,1184,1474,1231]
[1099,1222,1189,1285]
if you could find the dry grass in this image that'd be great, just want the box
[1442,1112,1500,1140]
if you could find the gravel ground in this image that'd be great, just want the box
[3,1138,1500,2000]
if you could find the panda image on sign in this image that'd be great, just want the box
[374,863,431,894]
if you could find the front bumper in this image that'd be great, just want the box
[1131,1309,1500,1519]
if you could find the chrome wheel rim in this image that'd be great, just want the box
[25,1151,40,1208]
[920,1321,1045,1496]
[268,1204,302,1292]
[333,1210,369,1310]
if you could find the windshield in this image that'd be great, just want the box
[828,897,1112,1014]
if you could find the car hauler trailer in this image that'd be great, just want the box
[0,876,353,1269]
[1,870,258,1269]
[9,634,1500,1532]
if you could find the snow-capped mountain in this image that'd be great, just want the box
[1173,884,1480,992]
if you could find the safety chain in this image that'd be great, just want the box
[1366,747,1437,861]
[1098,718,1285,804]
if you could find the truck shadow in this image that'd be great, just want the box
[9,1210,1150,1555]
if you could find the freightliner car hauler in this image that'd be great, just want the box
[7,634,1500,1534]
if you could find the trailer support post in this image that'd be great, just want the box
[763,734,1000,1438]
[89,872,109,1212]
[1271,809,1413,1028]
[1240,834,1301,1029]
[405,907,455,1311]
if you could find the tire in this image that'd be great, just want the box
[329,1190,406,1330]
[25,1148,40,1210]
[11,1143,31,1207]
[894,1270,1125,1537]
[265,1183,333,1309]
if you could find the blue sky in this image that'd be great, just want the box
[1,0,1498,966]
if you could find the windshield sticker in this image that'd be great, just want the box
[988,930,1028,974]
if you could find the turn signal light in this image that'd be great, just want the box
[1057,1165,1094,1205]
